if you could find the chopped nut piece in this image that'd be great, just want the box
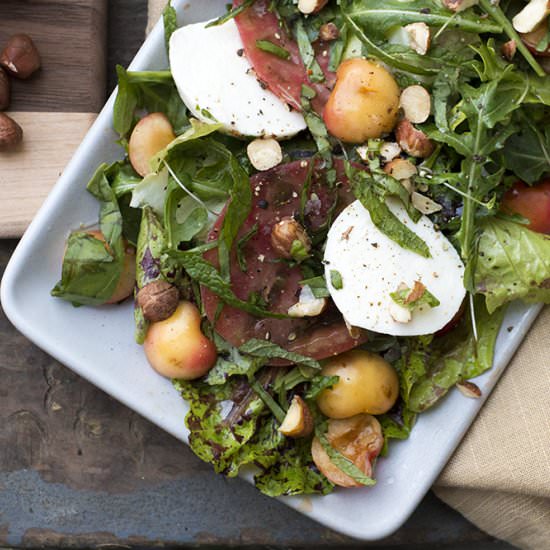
[456,380,482,398]
[246,137,283,171]
[395,119,435,158]
[389,301,412,323]
[137,280,179,322]
[501,40,517,61]
[298,0,329,15]
[400,85,431,124]
[405,281,427,304]
[384,158,418,181]
[512,0,550,34]
[288,285,327,317]
[412,191,443,214]
[380,141,402,163]
[278,396,314,438]
[271,217,311,260]
[441,0,479,12]
[404,22,431,55]
[319,22,340,41]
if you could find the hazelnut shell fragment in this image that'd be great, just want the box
[137,280,179,322]
[0,68,10,110]
[0,34,41,79]
[395,119,435,158]
[319,22,340,42]
[0,112,23,150]
[270,217,311,259]
[278,395,314,438]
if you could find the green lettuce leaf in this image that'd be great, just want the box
[113,66,188,138]
[254,438,334,497]
[475,218,550,313]
[51,164,126,305]
[162,3,178,55]
[398,297,505,412]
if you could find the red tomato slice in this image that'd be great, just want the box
[201,159,368,361]
[233,0,334,114]
[500,179,550,234]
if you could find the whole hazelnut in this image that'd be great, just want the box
[0,112,23,150]
[270,217,311,260]
[319,22,340,42]
[0,34,41,79]
[0,67,10,110]
[137,280,179,322]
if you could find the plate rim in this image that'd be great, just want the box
[0,2,544,541]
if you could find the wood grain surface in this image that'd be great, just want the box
[0,0,107,112]
[0,0,107,238]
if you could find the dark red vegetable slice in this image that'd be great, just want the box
[233,0,334,114]
[201,159,368,361]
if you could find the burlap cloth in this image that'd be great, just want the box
[151,2,548,546]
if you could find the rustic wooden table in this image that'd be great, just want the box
[0,1,516,548]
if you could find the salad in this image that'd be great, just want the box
[52,0,550,496]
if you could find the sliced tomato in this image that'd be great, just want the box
[500,179,550,234]
[201,159,367,361]
[233,0,334,114]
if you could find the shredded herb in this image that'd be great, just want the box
[256,39,291,59]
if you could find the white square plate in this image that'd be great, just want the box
[1,0,543,541]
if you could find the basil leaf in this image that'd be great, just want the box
[295,19,324,83]
[240,339,321,370]
[256,39,290,60]
[390,282,440,311]
[51,164,127,305]
[475,218,550,313]
[299,275,330,298]
[316,424,376,487]
[304,375,339,400]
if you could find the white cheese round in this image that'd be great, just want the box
[324,199,466,336]
[169,19,307,139]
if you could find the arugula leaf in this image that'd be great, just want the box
[240,339,321,370]
[205,0,255,28]
[478,0,544,77]
[397,297,505,412]
[162,3,178,55]
[475,218,550,313]
[315,424,376,486]
[503,113,550,184]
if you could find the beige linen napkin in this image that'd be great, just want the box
[148,2,549,547]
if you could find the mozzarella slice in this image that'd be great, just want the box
[324,199,466,336]
[169,19,306,138]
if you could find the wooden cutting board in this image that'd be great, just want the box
[0,0,108,238]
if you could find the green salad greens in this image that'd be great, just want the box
[52,0,550,497]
